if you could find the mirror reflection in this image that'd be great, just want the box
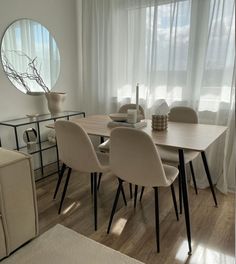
[1,19,60,94]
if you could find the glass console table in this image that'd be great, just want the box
[0,111,85,181]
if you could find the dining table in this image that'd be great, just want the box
[48,114,227,254]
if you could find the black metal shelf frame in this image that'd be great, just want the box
[0,111,85,181]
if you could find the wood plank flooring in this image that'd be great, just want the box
[36,170,235,264]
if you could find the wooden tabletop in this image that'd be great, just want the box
[48,115,227,151]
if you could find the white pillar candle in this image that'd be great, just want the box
[136,83,139,112]
[127,109,137,124]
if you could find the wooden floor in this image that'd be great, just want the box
[37,170,235,264]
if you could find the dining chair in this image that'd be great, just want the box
[164,106,217,207]
[139,107,199,213]
[107,127,179,252]
[54,120,127,231]
[146,106,218,213]
[160,106,199,194]
[97,104,145,194]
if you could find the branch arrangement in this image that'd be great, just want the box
[2,50,50,93]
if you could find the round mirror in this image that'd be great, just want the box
[1,19,60,95]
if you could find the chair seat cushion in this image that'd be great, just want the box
[163,164,179,186]
[98,139,110,152]
[96,152,110,171]
[158,146,199,165]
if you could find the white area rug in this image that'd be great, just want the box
[2,224,144,264]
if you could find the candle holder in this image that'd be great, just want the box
[152,114,168,131]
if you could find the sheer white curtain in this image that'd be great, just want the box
[80,0,235,192]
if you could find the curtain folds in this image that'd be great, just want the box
[80,0,235,193]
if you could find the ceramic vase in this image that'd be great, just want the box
[45,92,66,114]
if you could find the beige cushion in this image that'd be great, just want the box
[96,152,109,171]
[158,146,199,165]
[98,140,110,152]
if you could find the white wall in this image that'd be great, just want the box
[0,0,81,169]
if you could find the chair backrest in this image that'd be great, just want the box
[110,127,170,187]
[169,106,198,124]
[55,120,101,173]
[118,104,145,118]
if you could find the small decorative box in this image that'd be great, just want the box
[152,114,168,131]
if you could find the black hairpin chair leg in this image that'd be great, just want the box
[189,161,198,195]
[97,173,102,190]
[58,167,72,214]
[121,185,127,206]
[154,187,160,253]
[107,179,123,233]
[171,184,179,221]
[53,163,66,199]
[139,186,145,201]
[201,151,217,207]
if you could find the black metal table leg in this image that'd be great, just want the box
[190,161,198,195]
[154,187,160,253]
[178,149,192,255]
[129,183,133,199]
[134,185,138,208]
[90,173,94,194]
[93,172,98,231]
[201,151,218,207]
[178,173,182,214]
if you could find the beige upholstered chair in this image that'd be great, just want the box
[118,103,145,116]
[98,104,145,193]
[55,120,121,230]
[156,106,199,213]
[107,128,179,252]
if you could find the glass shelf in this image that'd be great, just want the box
[0,110,85,181]
[19,140,56,155]
[0,111,85,127]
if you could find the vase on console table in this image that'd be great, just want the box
[45,92,66,115]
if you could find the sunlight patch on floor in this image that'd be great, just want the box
[111,218,128,236]
[175,240,235,264]
[62,202,81,215]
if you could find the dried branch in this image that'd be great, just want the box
[2,50,50,93]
